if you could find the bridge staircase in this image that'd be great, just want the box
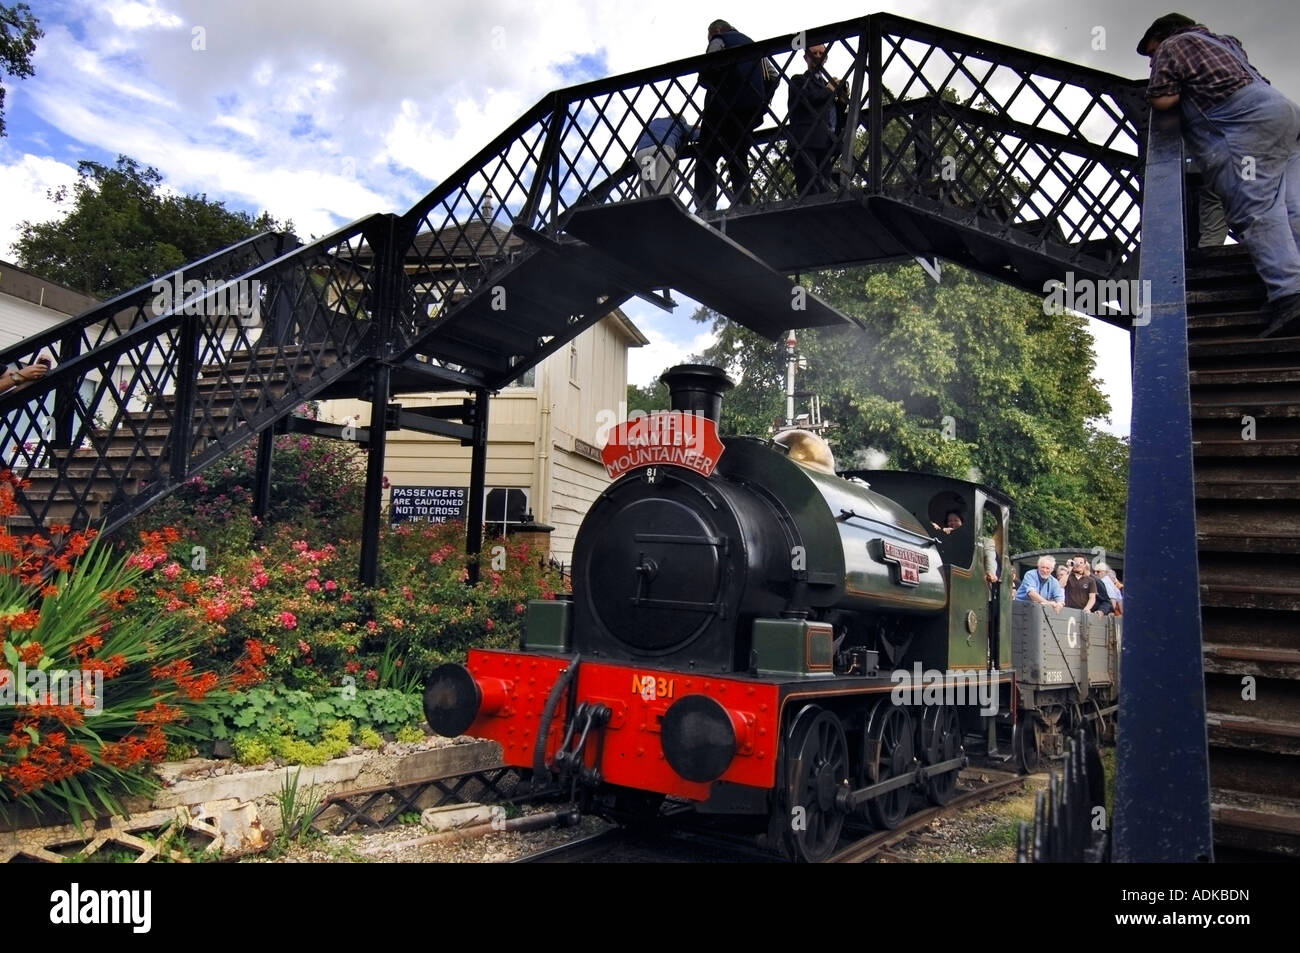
[1185,245,1300,858]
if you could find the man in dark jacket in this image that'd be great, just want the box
[786,42,847,197]
[695,19,767,212]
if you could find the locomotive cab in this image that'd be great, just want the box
[840,471,1014,673]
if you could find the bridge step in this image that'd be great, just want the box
[1188,250,1300,858]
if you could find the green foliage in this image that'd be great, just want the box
[231,735,272,765]
[357,726,383,750]
[275,768,322,849]
[15,154,290,298]
[395,724,426,744]
[146,425,366,541]
[208,685,423,747]
[686,260,1128,552]
[626,379,669,415]
[0,2,41,138]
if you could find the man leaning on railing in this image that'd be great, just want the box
[1138,13,1300,338]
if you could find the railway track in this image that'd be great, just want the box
[513,766,1025,863]
[1188,245,1300,859]
[827,771,1024,863]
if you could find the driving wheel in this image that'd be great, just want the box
[780,706,849,863]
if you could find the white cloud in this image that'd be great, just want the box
[0,154,80,262]
[627,317,716,388]
[103,0,185,31]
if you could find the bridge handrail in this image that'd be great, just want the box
[392,13,1153,365]
[1113,106,1213,862]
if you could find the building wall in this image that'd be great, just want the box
[322,311,644,566]
[0,263,103,467]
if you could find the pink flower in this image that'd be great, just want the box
[324,580,338,592]
[515,603,526,614]
[305,579,321,593]
[280,611,298,629]
[251,571,270,589]
[365,669,378,683]
[366,620,378,632]
[298,639,311,654]
[162,562,182,581]
[485,619,495,632]
[341,592,353,603]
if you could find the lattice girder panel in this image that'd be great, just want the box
[0,219,384,535]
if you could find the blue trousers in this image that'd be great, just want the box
[1182,81,1300,301]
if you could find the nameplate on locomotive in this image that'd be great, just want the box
[600,411,725,479]
[881,541,929,586]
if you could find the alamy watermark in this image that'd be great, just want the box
[1043,271,1153,326]
[0,663,104,715]
[150,271,261,322]
[594,404,706,451]
[890,662,998,716]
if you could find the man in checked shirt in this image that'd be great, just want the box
[1138,14,1300,337]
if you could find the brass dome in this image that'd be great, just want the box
[773,429,836,474]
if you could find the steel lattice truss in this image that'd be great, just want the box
[0,14,1151,535]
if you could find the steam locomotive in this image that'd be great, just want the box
[424,364,1117,861]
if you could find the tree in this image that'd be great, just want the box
[15,155,290,298]
[685,260,1129,553]
[0,2,41,138]
[625,379,668,416]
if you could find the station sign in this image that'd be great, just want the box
[600,411,725,479]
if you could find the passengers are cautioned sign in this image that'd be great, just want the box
[600,411,725,479]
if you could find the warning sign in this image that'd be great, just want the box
[390,486,468,524]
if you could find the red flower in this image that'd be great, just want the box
[280,611,298,629]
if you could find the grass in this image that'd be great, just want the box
[907,779,1045,863]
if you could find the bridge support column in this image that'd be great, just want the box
[358,364,391,587]
[465,387,489,587]
[1114,109,1213,862]
[252,427,274,523]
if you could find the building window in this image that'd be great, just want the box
[485,487,530,537]
[506,365,535,388]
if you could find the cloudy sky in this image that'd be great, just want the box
[3,0,1297,436]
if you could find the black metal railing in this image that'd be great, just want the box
[0,13,1154,537]
[394,13,1149,368]
[0,218,392,532]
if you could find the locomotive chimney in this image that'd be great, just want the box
[659,364,734,427]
